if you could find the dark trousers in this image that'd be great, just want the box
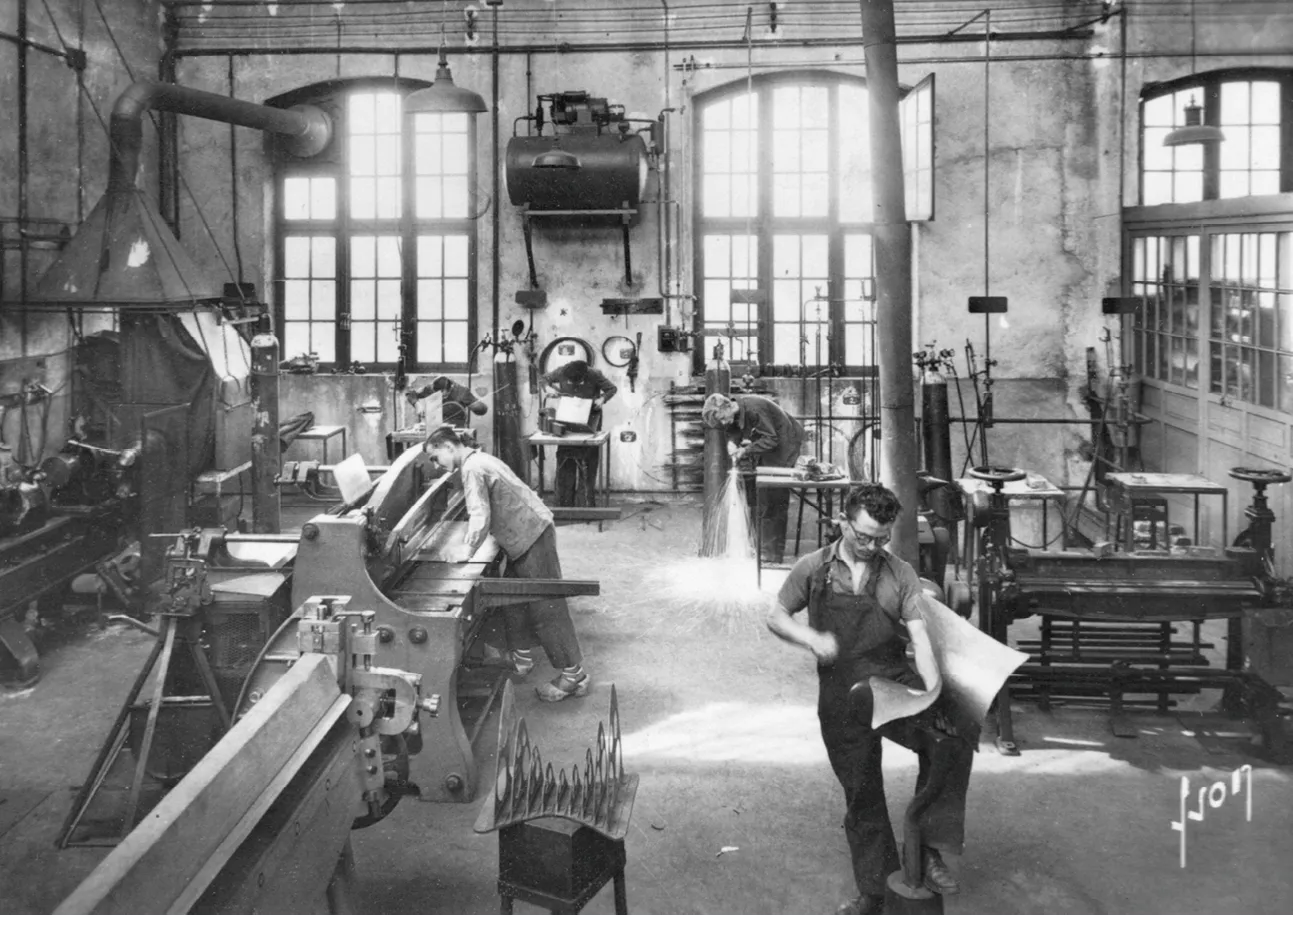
[556,446,600,508]
[741,475,790,563]
[503,524,583,669]
[820,697,975,897]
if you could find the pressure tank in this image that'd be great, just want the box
[505,134,649,211]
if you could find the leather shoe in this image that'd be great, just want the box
[921,848,960,895]
[836,894,885,915]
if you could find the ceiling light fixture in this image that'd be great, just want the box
[1164,0,1224,147]
[405,2,487,114]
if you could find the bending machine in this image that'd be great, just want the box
[966,465,1288,753]
[62,442,600,849]
[57,596,430,913]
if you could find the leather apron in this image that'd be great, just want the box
[812,561,914,727]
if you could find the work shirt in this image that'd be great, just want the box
[777,540,925,639]
[730,395,805,468]
[543,363,617,402]
[459,449,553,560]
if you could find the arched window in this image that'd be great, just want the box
[693,71,932,373]
[269,78,479,370]
[1140,69,1292,206]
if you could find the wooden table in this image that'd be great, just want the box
[526,431,611,509]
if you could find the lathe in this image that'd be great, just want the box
[0,440,138,687]
[61,442,600,849]
[965,464,1288,754]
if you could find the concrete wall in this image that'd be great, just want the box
[0,0,161,475]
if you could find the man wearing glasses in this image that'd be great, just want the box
[768,483,976,914]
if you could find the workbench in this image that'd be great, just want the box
[1104,472,1228,551]
[526,431,611,509]
[754,473,869,585]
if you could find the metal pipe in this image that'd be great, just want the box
[168,27,1096,60]
[250,334,281,533]
[0,28,74,60]
[698,347,731,557]
[860,0,920,565]
[159,11,181,235]
[105,81,331,196]
[18,0,29,355]
[490,1,502,452]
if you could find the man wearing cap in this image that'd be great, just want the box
[423,424,590,702]
[542,359,617,507]
[701,392,805,563]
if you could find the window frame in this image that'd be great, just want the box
[691,70,930,376]
[268,77,480,373]
[1139,68,1293,207]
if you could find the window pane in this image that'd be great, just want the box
[1252,82,1280,123]
[1252,127,1281,170]
[351,280,375,320]
[444,322,469,362]
[351,178,376,219]
[803,236,829,279]
[351,135,376,177]
[376,178,401,219]
[443,279,469,320]
[377,237,401,277]
[284,322,310,357]
[1176,171,1203,203]
[445,236,469,276]
[376,280,401,320]
[1221,81,1249,126]
[351,322,375,362]
[419,236,443,277]
[802,174,828,217]
[284,281,310,319]
[311,237,335,279]
[311,178,336,219]
[284,237,310,277]
[418,280,443,320]
[311,281,335,320]
[376,322,399,363]
[419,322,444,364]
[352,236,375,278]
[705,235,730,278]
[284,178,310,219]
[774,324,800,363]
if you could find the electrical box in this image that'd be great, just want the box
[657,325,692,354]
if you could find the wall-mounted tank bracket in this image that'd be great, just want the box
[521,205,638,289]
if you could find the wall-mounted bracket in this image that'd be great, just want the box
[520,204,638,290]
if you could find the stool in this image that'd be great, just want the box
[294,424,347,465]
[497,817,628,914]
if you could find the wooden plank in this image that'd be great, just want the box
[56,655,346,915]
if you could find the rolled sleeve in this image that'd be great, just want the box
[777,556,815,615]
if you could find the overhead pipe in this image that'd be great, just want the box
[859,0,920,565]
[105,81,330,196]
[18,0,29,354]
[170,27,1097,60]
[490,0,503,456]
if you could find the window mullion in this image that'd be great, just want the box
[338,161,352,367]
[402,116,417,373]
[757,86,774,367]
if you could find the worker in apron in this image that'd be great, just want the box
[701,392,805,563]
[769,483,977,914]
[542,360,617,507]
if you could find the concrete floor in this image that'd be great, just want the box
[2,496,1292,914]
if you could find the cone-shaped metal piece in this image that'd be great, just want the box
[29,188,221,309]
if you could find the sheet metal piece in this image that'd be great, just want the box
[474,681,638,840]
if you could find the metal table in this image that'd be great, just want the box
[526,431,612,509]
[754,473,870,585]
[1104,472,1228,551]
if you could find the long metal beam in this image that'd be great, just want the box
[56,654,350,915]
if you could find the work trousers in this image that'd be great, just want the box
[741,475,791,563]
[556,446,600,508]
[821,699,975,897]
[503,524,582,669]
